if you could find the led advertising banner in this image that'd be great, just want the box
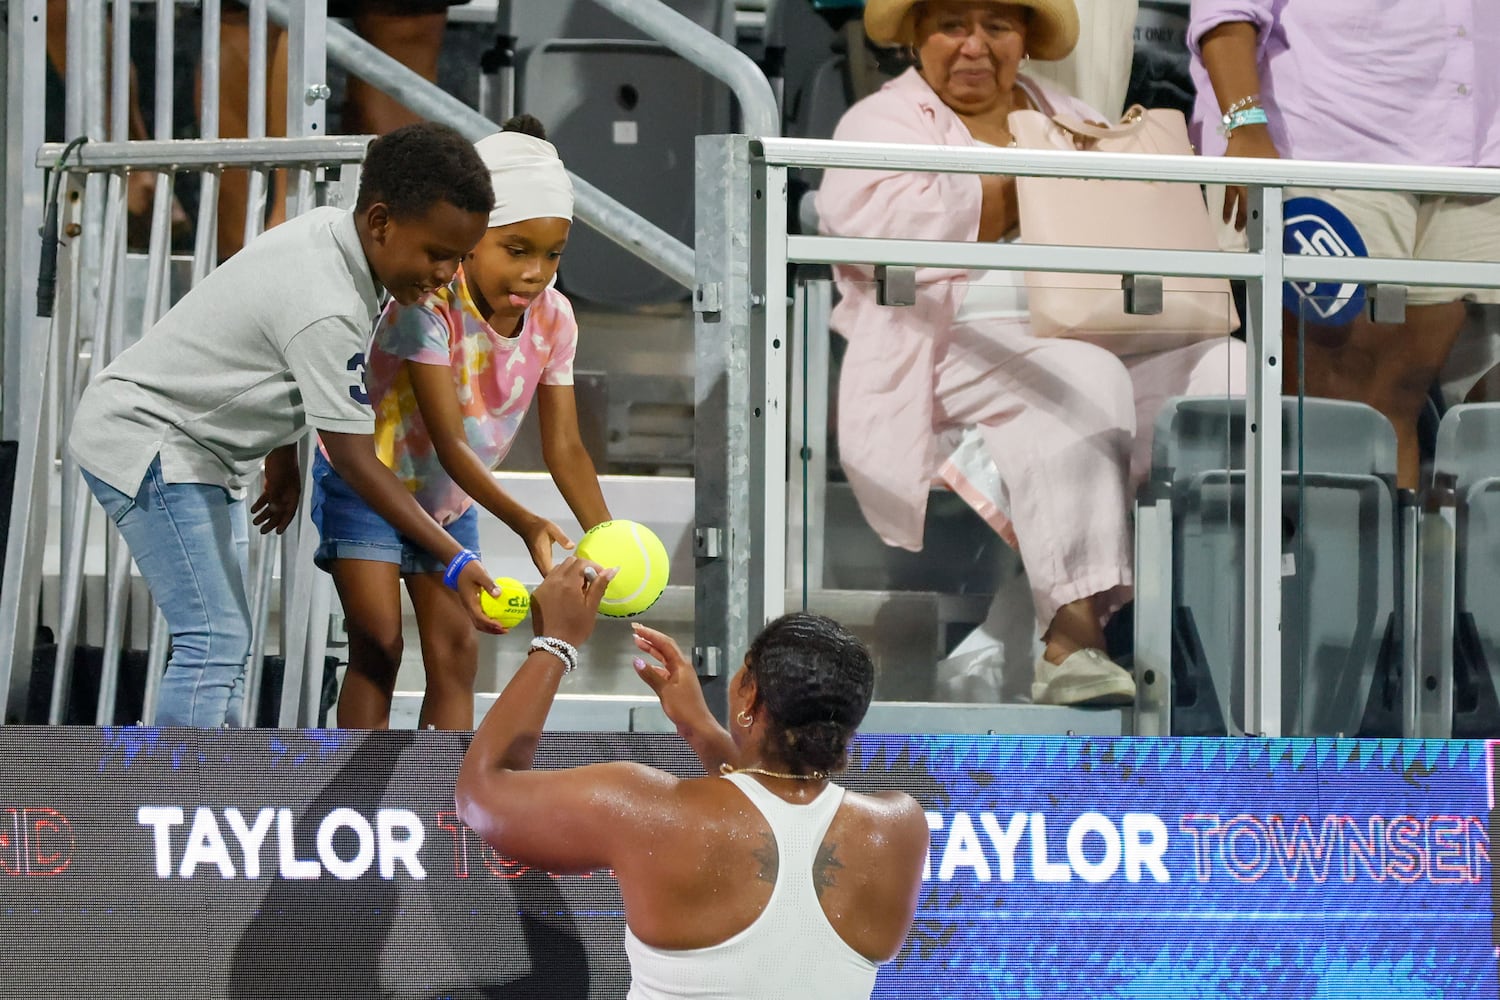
[1,728,1493,997]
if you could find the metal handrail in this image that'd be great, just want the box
[760,137,1500,292]
[37,135,373,169]
[754,137,1500,195]
[783,236,1500,289]
[263,0,696,291]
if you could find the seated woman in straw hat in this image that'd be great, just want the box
[816,0,1245,706]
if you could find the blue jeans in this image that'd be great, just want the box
[82,457,251,728]
[310,450,481,574]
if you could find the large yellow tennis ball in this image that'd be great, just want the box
[479,576,531,628]
[576,519,670,618]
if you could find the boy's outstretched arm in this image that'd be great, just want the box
[319,429,504,632]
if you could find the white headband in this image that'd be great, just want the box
[473,131,574,229]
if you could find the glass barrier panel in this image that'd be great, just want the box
[790,272,1239,724]
[1427,299,1500,739]
[1283,284,1497,738]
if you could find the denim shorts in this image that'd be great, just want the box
[310,451,480,575]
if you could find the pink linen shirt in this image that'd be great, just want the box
[366,269,577,525]
[815,68,1099,551]
[1188,0,1500,166]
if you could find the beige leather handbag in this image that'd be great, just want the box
[1008,105,1239,354]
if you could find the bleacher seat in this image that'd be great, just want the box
[504,0,733,50]
[1432,403,1500,737]
[512,0,735,308]
[1136,397,1403,737]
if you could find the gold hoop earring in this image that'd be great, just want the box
[736,709,754,728]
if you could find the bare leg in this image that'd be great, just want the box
[405,571,480,730]
[212,11,289,261]
[1463,364,1500,403]
[47,1,187,243]
[341,11,447,135]
[1033,594,1133,706]
[1286,301,1466,488]
[46,0,66,81]
[1041,596,1108,666]
[330,559,405,729]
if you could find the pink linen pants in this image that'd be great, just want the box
[933,316,1247,630]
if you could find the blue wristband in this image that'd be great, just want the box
[442,549,479,590]
[1219,106,1269,137]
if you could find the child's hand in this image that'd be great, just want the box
[457,560,507,635]
[520,515,574,576]
[252,446,301,535]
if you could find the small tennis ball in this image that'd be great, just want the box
[479,576,531,628]
[576,519,670,618]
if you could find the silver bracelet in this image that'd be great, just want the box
[1223,93,1260,116]
[529,636,579,674]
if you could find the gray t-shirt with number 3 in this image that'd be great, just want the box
[70,206,382,497]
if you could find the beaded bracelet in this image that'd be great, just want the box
[442,549,479,590]
[529,636,579,674]
[1223,93,1260,116]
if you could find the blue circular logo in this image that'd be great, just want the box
[1282,196,1368,326]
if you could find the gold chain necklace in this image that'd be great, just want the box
[721,763,827,781]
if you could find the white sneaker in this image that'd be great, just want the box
[1031,648,1135,707]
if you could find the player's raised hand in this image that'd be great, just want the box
[631,623,711,728]
[632,622,735,774]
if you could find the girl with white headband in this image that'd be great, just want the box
[310,115,612,730]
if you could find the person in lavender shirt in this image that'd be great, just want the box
[1189,0,1500,488]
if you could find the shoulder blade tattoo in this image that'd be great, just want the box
[752,832,779,884]
[812,841,844,899]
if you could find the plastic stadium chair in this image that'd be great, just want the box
[1431,403,1500,738]
[1134,397,1403,737]
[513,0,735,308]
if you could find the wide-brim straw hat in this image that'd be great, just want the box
[864,0,1080,61]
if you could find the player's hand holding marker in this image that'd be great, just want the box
[530,556,615,648]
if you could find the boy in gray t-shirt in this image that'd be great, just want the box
[69,122,507,728]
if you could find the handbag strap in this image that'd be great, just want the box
[1045,105,1149,141]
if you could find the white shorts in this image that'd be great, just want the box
[1209,185,1500,403]
[1210,186,1500,307]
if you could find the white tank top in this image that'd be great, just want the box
[624,772,880,1000]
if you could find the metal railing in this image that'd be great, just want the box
[15,0,1498,737]
[266,0,699,291]
[0,0,362,725]
[0,0,769,726]
[693,134,1500,738]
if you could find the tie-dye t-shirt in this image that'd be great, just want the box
[364,266,576,525]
